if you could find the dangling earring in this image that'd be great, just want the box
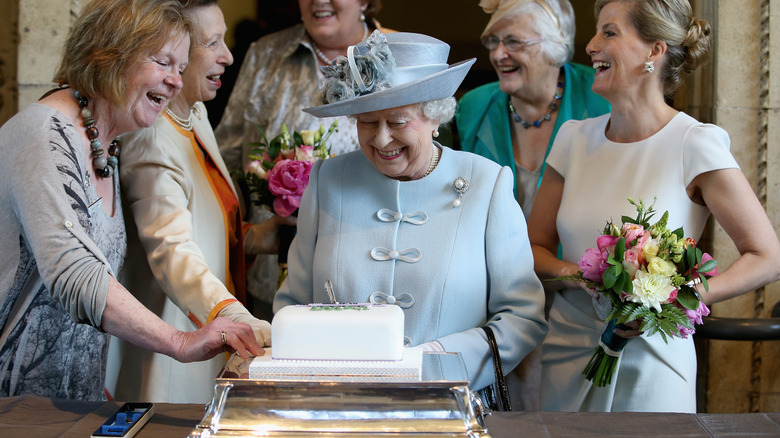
[645,61,655,73]
[433,129,439,138]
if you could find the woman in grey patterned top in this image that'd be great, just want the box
[0,0,262,400]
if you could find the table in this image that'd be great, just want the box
[2,395,779,437]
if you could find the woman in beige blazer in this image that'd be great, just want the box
[107,0,292,403]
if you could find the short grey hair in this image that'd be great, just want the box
[419,97,457,125]
[487,0,576,67]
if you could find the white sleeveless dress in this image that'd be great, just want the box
[540,112,738,412]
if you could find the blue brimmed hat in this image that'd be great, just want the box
[303,31,475,118]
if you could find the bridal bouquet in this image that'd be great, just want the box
[556,198,718,387]
[242,122,336,217]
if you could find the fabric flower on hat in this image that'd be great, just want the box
[320,30,395,105]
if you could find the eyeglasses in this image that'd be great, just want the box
[481,35,544,52]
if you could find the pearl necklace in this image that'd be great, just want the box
[508,79,564,129]
[423,145,440,178]
[75,90,120,178]
[164,104,200,131]
[311,21,369,65]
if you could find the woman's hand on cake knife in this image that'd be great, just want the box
[170,317,264,362]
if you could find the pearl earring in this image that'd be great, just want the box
[645,61,655,73]
[433,130,439,138]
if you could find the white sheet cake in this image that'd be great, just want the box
[250,303,423,381]
[271,303,405,361]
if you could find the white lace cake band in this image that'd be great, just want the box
[249,347,424,381]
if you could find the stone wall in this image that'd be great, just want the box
[706,0,780,413]
[0,0,19,124]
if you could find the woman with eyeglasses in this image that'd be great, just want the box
[454,0,609,410]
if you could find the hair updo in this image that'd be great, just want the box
[595,0,712,97]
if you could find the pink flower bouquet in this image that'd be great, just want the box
[555,198,718,387]
[238,122,337,286]
[242,122,336,217]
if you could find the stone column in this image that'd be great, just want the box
[16,0,76,109]
[0,1,19,123]
[694,0,780,413]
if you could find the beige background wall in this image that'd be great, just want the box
[2,0,778,413]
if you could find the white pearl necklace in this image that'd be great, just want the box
[164,105,199,131]
[311,21,369,65]
[423,145,440,178]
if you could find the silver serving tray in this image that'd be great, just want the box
[189,352,491,437]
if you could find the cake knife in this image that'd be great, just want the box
[324,280,337,304]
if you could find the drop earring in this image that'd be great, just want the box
[645,61,655,73]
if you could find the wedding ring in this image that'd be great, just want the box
[220,331,227,345]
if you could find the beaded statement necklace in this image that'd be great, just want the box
[75,90,120,178]
[311,21,369,65]
[165,104,201,131]
[508,79,564,129]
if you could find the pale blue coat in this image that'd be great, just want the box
[273,145,547,390]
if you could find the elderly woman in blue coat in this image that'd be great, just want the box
[273,31,547,391]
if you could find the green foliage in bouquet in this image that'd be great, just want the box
[552,198,719,387]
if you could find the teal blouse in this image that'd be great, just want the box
[455,63,611,197]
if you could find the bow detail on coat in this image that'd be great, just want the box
[376,208,428,225]
[370,247,422,263]
[369,291,416,308]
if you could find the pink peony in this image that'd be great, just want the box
[579,247,610,282]
[266,159,313,217]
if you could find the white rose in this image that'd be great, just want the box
[642,239,660,261]
[647,257,677,277]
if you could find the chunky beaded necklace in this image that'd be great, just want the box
[508,79,564,129]
[75,90,120,178]
[311,21,369,65]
